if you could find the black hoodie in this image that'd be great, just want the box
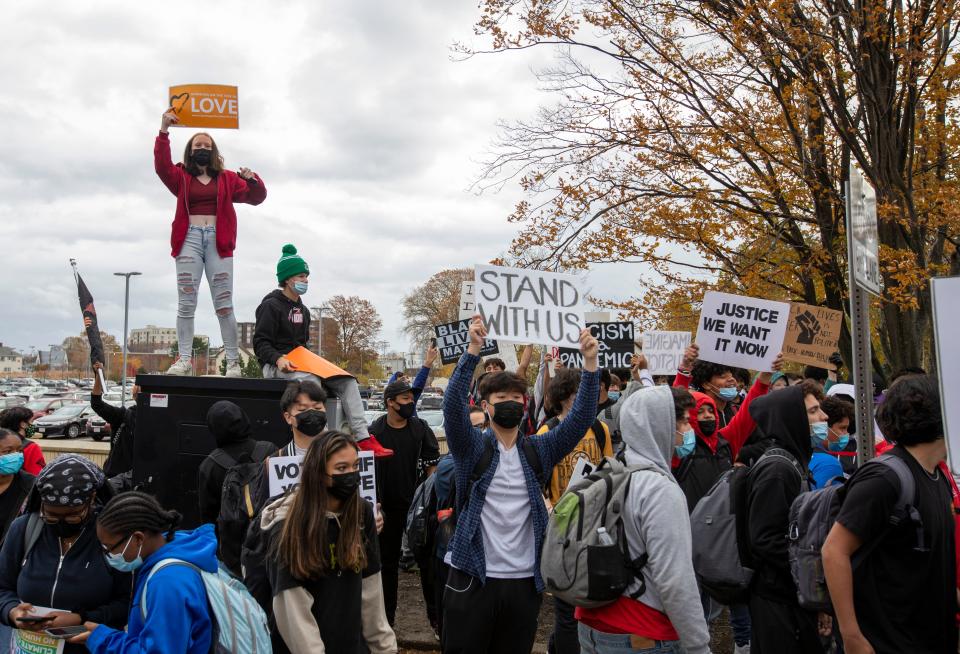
[253,289,310,367]
[744,385,813,603]
[197,401,273,524]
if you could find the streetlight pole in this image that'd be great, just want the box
[312,305,330,357]
[114,272,141,407]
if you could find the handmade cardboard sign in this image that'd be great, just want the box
[434,319,499,365]
[781,302,843,369]
[474,265,586,348]
[695,292,790,371]
[459,281,477,321]
[559,322,634,369]
[168,84,239,129]
[641,331,692,375]
[268,452,377,505]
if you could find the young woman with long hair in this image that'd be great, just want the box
[260,430,396,653]
[155,109,267,377]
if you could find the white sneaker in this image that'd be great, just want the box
[165,358,193,376]
[224,361,242,378]
[734,644,751,654]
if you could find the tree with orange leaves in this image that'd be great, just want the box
[469,0,960,376]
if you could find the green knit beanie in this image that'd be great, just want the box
[276,244,309,283]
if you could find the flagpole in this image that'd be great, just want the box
[71,259,107,390]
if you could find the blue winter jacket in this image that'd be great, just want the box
[86,524,218,654]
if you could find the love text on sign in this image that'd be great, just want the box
[169,84,239,129]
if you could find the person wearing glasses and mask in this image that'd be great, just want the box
[0,456,130,653]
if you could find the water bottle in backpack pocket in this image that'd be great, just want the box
[540,457,657,608]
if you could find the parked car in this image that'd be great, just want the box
[101,391,125,405]
[24,398,76,420]
[0,397,25,411]
[363,410,386,425]
[418,394,443,411]
[85,415,112,442]
[419,410,445,440]
[33,404,96,439]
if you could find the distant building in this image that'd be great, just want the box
[129,325,177,352]
[0,344,22,373]
[380,353,408,376]
[237,322,256,349]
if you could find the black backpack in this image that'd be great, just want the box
[214,441,277,576]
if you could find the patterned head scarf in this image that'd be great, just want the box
[36,455,105,507]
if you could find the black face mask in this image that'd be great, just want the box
[698,419,717,437]
[490,400,525,429]
[192,149,212,166]
[395,402,415,420]
[296,409,327,437]
[328,472,360,501]
[51,519,87,539]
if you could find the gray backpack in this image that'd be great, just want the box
[690,447,805,604]
[787,453,920,612]
[541,456,661,608]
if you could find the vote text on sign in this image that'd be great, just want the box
[268,451,377,506]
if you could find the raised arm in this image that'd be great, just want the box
[154,111,182,195]
[442,325,484,460]
[672,344,698,388]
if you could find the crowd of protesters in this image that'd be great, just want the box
[0,117,953,654]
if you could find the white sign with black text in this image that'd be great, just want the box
[268,451,377,506]
[695,292,789,371]
[474,265,586,348]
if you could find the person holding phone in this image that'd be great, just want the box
[69,492,217,653]
[0,457,130,653]
[156,109,267,378]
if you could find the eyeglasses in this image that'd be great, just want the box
[40,504,90,526]
[101,534,130,554]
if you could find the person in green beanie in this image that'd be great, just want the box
[253,244,393,458]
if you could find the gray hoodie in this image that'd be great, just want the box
[618,386,712,654]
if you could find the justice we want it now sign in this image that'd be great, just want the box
[695,291,790,371]
[474,265,587,348]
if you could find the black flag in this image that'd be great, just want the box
[73,265,105,367]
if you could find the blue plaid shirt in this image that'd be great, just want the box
[442,352,600,591]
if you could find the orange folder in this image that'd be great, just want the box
[284,346,354,380]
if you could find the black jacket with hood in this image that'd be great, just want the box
[91,393,137,477]
[253,289,310,368]
[744,385,812,603]
[197,401,273,525]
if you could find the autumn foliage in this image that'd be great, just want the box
[469,0,960,375]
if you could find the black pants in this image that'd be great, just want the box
[549,596,580,654]
[442,568,542,654]
[418,551,438,631]
[378,505,407,625]
[749,594,821,654]
[434,557,451,640]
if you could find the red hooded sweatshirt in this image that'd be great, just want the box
[154,132,267,258]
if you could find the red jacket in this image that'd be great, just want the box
[154,132,267,258]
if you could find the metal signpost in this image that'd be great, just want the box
[845,165,881,464]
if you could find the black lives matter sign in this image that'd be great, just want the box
[434,319,499,365]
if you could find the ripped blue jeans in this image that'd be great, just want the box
[175,226,238,362]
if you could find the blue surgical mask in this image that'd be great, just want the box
[827,427,850,452]
[0,452,23,475]
[810,422,830,448]
[105,535,144,572]
[608,391,621,403]
[716,387,739,402]
[293,281,308,295]
[675,429,696,458]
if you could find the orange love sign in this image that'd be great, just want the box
[168,84,239,129]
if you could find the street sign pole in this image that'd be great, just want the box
[845,165,880,465]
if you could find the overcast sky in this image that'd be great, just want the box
[0,1,641,359]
